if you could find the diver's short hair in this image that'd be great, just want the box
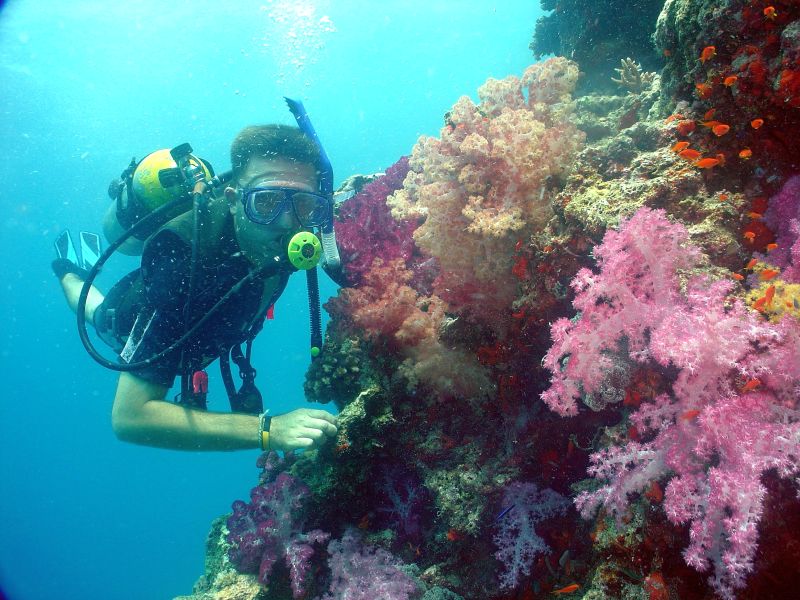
[230,124,321,181]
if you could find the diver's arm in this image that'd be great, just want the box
[111,372,260,451]
[111,372,339,452]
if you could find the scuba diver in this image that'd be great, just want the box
[51,99,341,452]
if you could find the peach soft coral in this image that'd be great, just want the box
[388,58,585,326]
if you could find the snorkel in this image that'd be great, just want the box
[284,97,341,270]
[284,97,340,358]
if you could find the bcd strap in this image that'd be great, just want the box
[220,341,263,415]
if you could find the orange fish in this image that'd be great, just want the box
[701,120,721,128]
[744,231,756,241]
[716,152,726,166]
[732,273,745,280]
[751,118,764,129]
[663,49,672,57]
[764,6,777,20]
[739,147,753,159]
[695,157,720,168]
[696,83,713,99]
[746,258,758,269]
[724,75,738,87]
[765,285,776,306]
[712,123,730,136]
[704,108,717,120]
[553,584,581,595]
[719,193,729,201]
[677,119,696,135]
[741,378,761,392]
[748,212,763,219]
[679,148,702,161]
[665,113,685,123]
[760,269,779,280]
[645,481,663,503]
[671,141,690,153]
[680,409,701,421]
[766,243,778,251]
[446,529,464,542]
[699,46,716,63]
[753,296,767,311]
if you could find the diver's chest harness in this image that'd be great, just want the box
[75,98,342,414]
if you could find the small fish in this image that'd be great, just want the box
[724,75,738,87]
[751,118,764,129]
[644,481,663,503]
[663,49,672,57]
[716,152,726,166]
[699,45,716,63]
[746,258,758,269]
[760,269,779,280]
[704,108,717,120]
[765,285,776,306]
[732,273,745,280]
[671,141,690,153]
[665,113,685,123]
[696,82,713,99]
[712,123,730,136]
[695,157,720,168]
[741,378,762,392]
[677,119,696,135]
[719,193,730,201]
[446,529,464,542]
[679,148,702,161]
[766,243,778,251]
[753,296,767,311]
[495,505,515,522]
[739,147,753,159]
[553,584,581,595]
[701,120,721,128]
[680,409,701,420]
[744,231,756,241]
[763,6,777,20]
[748,212,763,219]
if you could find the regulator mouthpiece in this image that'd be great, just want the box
[287,231,322,270]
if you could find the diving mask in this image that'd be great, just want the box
[241,186,329,228]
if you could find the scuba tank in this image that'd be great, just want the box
[102,147,215,255]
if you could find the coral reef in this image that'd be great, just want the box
[531,0,665,92]
[180,4,800,599]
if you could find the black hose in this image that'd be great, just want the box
[306,267,322,356]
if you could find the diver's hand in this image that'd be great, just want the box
[268,408,338,452]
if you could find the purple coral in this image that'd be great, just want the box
[540,207,800,599]
[335,156,419,287]
[226,469,329,597]
[493,482,569,590]
[320,529,419,600]
[763,175,800,282]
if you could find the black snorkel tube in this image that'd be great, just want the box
[284,97,341,358]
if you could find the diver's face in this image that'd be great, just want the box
[226,157,318,266]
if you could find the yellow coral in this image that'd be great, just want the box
[745,281,800,321]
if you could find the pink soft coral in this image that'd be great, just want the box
[388,58,584,324]
[541,207,800,599]
[763,175,800,282]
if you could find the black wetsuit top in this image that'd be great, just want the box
[128,216,290,391]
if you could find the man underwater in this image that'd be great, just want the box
[53,111,339,453]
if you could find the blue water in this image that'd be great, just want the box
[0,2,541,598]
